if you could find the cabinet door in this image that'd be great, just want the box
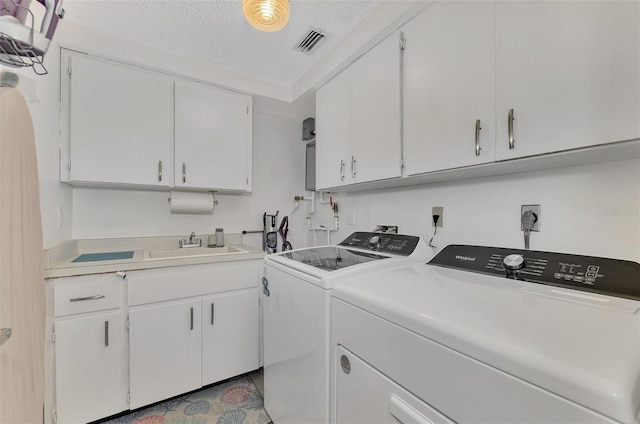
[201,289,259,385]
[404,1,495,175]
[55,311,123,424]
[65,54,173,186]
[175,81,252,191]
[129,300,202,409]
[349,33,402,184]
[316,70,350,190]
[495,1,640,160]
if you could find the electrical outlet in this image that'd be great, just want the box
[521,204,541,231]
[432,206,444,228]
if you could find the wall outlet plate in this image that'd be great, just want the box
[432,206,443,227]
[521,204,540,231]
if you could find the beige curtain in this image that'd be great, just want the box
[0,87,46,424]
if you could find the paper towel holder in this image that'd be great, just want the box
[167,191,219,206]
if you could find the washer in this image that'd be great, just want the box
[332,244,640,423]
[262,232,431,424]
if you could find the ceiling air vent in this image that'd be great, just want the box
[293,28,326,54]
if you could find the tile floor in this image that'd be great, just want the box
[95,369,271,424]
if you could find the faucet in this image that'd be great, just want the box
[179,232,202,248]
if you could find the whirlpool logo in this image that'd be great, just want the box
[455,255,476,262]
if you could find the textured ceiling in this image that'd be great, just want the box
[62,0,384,86]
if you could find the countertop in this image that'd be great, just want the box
[44,234,266,279]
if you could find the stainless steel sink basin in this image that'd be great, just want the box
[146,245,246,260]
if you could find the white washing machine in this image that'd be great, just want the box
[331,244,640,424]
[262,232,431,424]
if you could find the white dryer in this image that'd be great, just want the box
[262,232,431,424]
[331,245,640,424]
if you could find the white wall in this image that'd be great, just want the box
[329,158,640,262]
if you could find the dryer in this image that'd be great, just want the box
[262,232,431,423]
[331,245,640,423]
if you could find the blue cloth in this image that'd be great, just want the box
[72,251,134,263]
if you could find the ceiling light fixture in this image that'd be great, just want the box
[242,0,289,32]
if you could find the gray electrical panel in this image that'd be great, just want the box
[305,140,316,191]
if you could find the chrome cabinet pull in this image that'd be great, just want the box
[190,307,194,330]
[475,119,482,156]
[0,328,12,346]
[182,163,187,183]
[70,295,105,302]
[340,160,345,181]
[158,160,163,182]
[104,321,109,347]
[508,108,515,149]
[211,303,215,325]
[351,156,356,179]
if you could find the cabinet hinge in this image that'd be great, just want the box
[399,31,406,51]
[127,392,131,404]
[51,329,56,343]
[52,411,57,424]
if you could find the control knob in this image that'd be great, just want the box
[369,235,381,247]
[503,254,525,279]
[503,254,525,270]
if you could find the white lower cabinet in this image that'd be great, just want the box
[48,260,261,423]
[54,311,123,424]
[127,261,261,410]
[49,273,126,424]
[129,299,202,409]
[202,289,259,385]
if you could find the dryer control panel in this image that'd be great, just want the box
[429,245,640,301]
[339,232,420,256]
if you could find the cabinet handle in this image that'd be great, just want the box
[351,156,356,179]
[508,108,515,149]
[70,295,105,302]
[182,163,187,183]
[475,119,482,156]
[190,307,194,330]
[340,160,345,182]
[211,303,215,325]
[104,321,109,347]
[158,160,163,182]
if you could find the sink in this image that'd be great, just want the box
[146,245,246,260]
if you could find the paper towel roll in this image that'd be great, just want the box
[169,191,214,215]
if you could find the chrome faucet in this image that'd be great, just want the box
[179,232,202,248]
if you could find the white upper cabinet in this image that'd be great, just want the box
[495,0,640,160]
[349,32,403,184]
[60,51,253,192]
[174,81,252,191]
[404,1,496,175]
[315,32,402,190]
[63,54,173,186]
[316,70,350,189]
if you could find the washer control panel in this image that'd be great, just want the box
[429,245,640,300]
[339,232,420,256]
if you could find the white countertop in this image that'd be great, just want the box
[44,234,266,279]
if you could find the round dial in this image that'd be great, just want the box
[369,235,381,245]
[503,254,525,270]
